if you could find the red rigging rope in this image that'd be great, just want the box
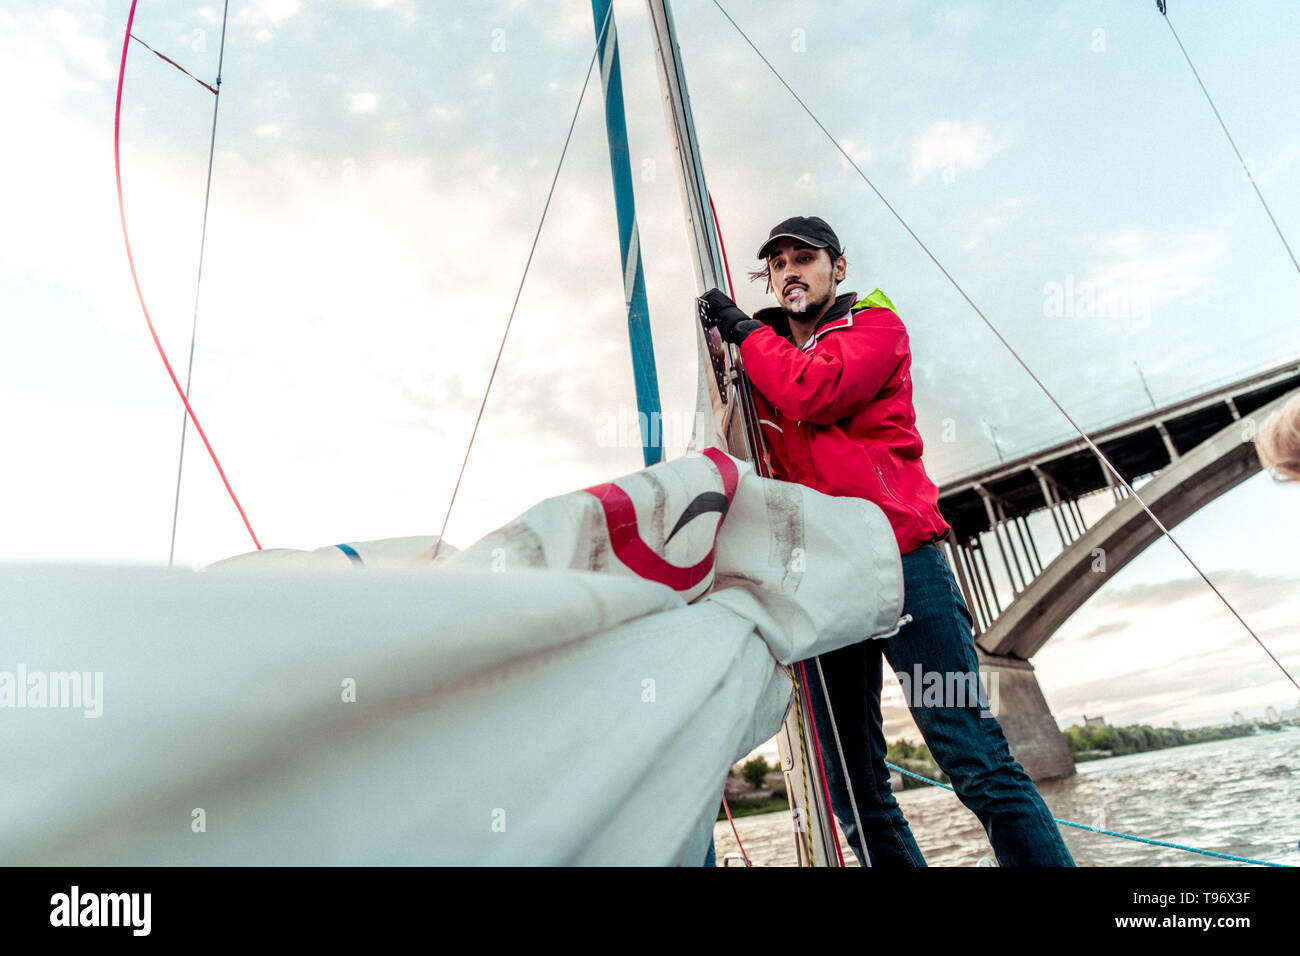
[708,191,738,300]
[114,0,260,552]
[719,795,751,866]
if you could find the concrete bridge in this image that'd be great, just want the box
[933,358,1300,779]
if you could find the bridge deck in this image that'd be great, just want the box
[937,360,1300,542]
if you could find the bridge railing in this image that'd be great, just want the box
[931,353,1300,487]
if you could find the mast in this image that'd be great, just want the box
[643,0,843,867]
[591,0,664,467]
[643,0,738,457]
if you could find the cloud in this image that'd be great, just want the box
[0,15,129,287]
[1253,143,1300,186]
[881,624,1300,741]
[932,3,988,34]
[0,8,115,96]
[1086,569,1300,615]
[1046,629,1300,727]
[1077,229,1226,322]
[346,92,382,114]
[958,195,1026,252]
[39,8,116,80]
[909,120,1012,183]
[235,0,302,27]
[836,138,874,169]
[538,1,599,47]
[363,0,418,25]
[1067,619,1129,644]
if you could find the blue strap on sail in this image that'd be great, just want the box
[592,0,664,466]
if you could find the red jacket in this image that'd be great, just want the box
[738,289,950,554]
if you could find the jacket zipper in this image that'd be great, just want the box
[874,465,903,504]
[875,464,926,526]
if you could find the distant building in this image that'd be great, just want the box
[1266,706,1280,722]
[1232,711,1244,725]
[1083,715,1106,727]
[1171,721,1181,730]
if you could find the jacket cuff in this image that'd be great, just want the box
[732,319,762,344]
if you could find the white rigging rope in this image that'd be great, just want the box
[432,4,614,560]
[813,656,871,866]
[1160,8,1300,278]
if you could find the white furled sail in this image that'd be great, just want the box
[0,450,901,865]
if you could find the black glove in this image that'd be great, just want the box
[699,288,762,345]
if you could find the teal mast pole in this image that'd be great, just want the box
[592,0,663,466]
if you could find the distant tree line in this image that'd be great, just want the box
[1063,722,1256,759]
[720,720,1266,823]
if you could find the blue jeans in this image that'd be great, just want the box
[802,543,1074,867]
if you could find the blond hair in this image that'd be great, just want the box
[1256,393,1300,482]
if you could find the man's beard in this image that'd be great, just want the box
[784,287,830,318]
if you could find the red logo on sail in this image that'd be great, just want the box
[582,447,739,591]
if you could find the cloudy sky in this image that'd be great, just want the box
[2,0,1298,734]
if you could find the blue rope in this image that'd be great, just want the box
[885,761,1292,868]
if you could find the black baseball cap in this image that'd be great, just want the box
[757,216,842,260]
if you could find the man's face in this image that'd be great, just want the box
[767,238,845,316]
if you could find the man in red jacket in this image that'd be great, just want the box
[700,216,1073,866]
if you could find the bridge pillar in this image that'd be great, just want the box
[975,648,1075,781]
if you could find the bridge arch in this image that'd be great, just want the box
[930,362,1299,778]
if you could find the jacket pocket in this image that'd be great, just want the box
[873,455,926,526]
[874,465,902,505]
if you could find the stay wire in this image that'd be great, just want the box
[814,655,871,867]
[169,0,231,568]
[432,3,613,560]
[708,0,1299,695]
[1159,7,1300,278]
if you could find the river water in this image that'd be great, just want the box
[712,730,1300,867]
